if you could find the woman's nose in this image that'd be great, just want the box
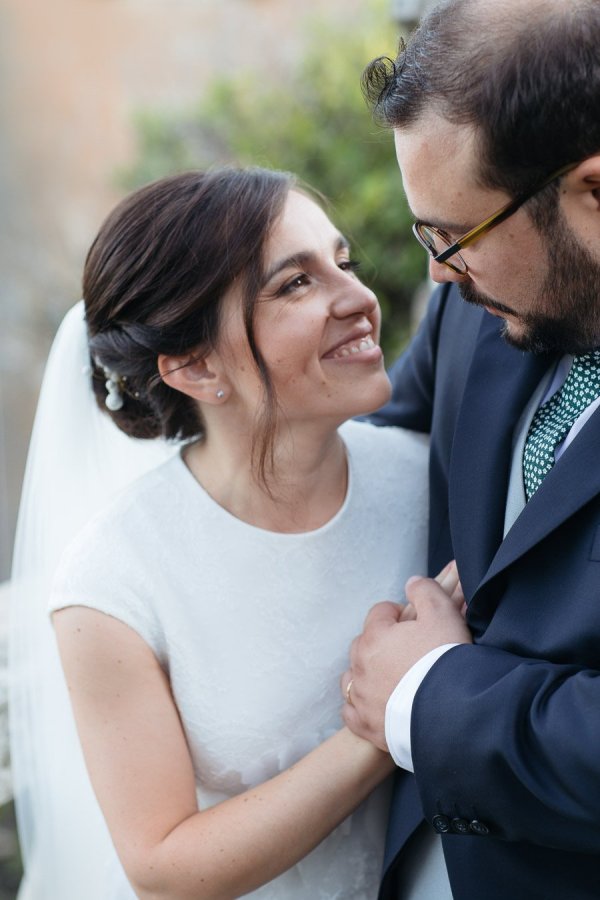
[331,279,378,318]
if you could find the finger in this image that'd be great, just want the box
[340,670,353,703]
[399,602,417,621]
[342,701,360,732]
[362,600,403,629]
[435,560,460,596]
[449,578,465,609]
[405,575,465,621]
[340,670,350,693]
[434,560,455,584]
[349,634,360,667]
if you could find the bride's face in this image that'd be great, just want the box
[215,190,392,426]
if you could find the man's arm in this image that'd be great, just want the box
[410,641,600,853]
[344,580,600,853]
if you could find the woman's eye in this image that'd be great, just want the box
[275,259,361,297]
[278,274,310,296]
[339,259,361,273]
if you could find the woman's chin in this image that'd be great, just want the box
[346,376,392,420]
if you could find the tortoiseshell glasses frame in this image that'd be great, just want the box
[412,161,579,274]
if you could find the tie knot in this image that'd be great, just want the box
[523,351,600,500]
[572,349,600,371]
[565,350,600,396]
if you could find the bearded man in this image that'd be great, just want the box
[342,2,600,897]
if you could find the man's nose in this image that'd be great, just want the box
[429,258,469,284]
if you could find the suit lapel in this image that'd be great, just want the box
[479,404,600,588]
[448,312,552,599]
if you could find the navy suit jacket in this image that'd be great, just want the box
[372,283,600,900]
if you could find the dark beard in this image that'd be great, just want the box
[458,214,600,355]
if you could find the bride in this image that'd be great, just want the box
[10,167,444,898]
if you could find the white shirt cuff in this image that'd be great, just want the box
[385,644,459,771]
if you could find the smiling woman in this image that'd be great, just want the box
[11,167,430,899]
[160,187,393,523]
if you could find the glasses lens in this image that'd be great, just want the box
[415,224,468,274]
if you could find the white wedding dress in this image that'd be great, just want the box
[11,303,429,899]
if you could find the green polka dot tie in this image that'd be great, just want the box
[523,351,600,500]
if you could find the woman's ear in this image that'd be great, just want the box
[157,352,230,405]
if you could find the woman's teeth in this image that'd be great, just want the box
[332,336,376,359]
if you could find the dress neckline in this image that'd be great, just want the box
[169,432,354,540]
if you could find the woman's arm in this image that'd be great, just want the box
[54,606,393,900]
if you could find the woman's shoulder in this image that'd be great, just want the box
[339,419,429,538]
[54,454,187,581]
[49,454,192,648]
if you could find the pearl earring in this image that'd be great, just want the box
[216,390,225,399]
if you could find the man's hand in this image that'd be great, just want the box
[341,562,472,751]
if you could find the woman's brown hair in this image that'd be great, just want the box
[84,166,294,477]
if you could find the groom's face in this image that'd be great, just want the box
[394,116,600,354]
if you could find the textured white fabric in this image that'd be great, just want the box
[49,419,429,899]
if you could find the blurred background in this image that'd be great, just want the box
[0,0,436,893]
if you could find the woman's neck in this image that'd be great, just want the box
[182,422,348,533]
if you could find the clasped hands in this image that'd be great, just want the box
[341,561,472,752]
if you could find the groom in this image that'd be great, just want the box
[342,0,600,897]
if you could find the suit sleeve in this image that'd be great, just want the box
[411,643,600,852]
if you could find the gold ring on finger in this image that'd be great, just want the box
[345,679,354,707]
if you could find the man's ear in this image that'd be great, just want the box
[566,155,600,211]
[157,352,230,405]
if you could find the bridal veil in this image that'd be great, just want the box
[9,302,177,898]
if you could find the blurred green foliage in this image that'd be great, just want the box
[121,0,426,358]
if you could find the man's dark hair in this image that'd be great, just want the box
[363,0,600,222]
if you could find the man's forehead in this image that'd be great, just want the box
[393,114,479,184]
[393,116,487,225]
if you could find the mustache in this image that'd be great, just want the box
[458,283,517,316]
[458,282,516,317]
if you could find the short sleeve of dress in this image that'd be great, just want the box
[49,483,167,663]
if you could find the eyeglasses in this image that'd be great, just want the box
[412,161,579,274]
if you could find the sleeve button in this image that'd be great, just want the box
[432,814,451,833]
[469,819,490,836]
[450,817,470,834]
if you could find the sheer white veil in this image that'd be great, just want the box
[9,301,178,898]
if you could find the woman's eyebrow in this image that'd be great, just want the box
[263,252,313,285]
[262,235,350,285]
